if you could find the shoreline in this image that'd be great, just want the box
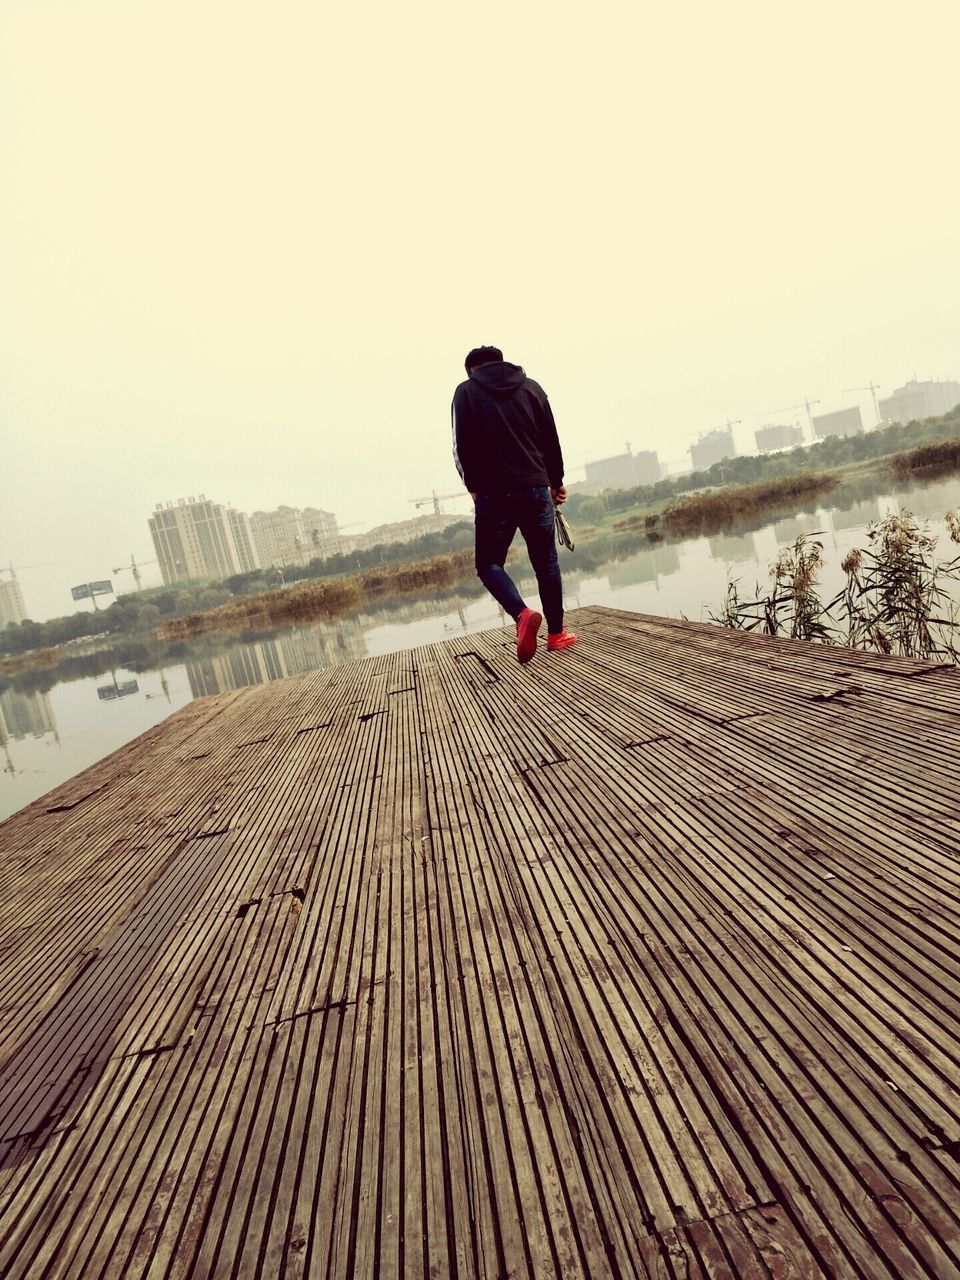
[4,447,959,681]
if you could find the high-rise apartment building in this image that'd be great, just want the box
[226,509,261,574]
[584,450,662,490]
[250,506,308,569]
[302,507,339,554]
[755,423,804,453]
[0,577,27,629]
[812,406,863,440]
[148,495,243,585]
[878,378,960,425]
[690,427,737,472]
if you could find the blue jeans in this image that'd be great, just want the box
[474,487,564,634]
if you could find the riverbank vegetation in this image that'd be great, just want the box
[158,550,475,640]
[613,471,838,541]
[889,439,960,481]
[711,511,960,660]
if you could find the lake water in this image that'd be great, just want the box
[3,471,959,822]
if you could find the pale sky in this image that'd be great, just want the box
[2,0,958,621]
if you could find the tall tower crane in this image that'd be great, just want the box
[843,383,881,425]
[1,561,58,581]
[112,553,157,592]
[761,398,821,441]
[408,490,467,516]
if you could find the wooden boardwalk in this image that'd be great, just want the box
[1,605,960,1279]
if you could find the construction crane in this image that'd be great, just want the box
[843,383,881,425]
[408,490,466,516]
[760,399,821,440]
[112,553,157,592]
[308,521,365,550]
[1,561,58,581]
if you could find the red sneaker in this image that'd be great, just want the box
[547,629,577,652]
[515,608,542,664]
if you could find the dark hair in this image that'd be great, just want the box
[464,346,503,373]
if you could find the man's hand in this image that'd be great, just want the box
[551,486,568,506]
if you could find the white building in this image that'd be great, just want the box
[249,505,340,567]
[584,450,662,490]
[226,509,261,574]
[250,506,308,568]
[148,495,244,585]
[812,406,863,440]
[0,577,27,629]
[879,378,960,425]
[690,427,736,471]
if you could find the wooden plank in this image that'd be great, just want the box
[2,606,960,1278]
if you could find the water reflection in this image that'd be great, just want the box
[3,471,960,822]
[708,531,758,565]
[185,618,369,696]
[773,514,821,543]
[0,687,60,780]
[831,496,883,532]
[607,542,681,588]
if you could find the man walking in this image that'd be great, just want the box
[452,345,577,664]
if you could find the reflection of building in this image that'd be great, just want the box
[185,621,368,697]
[879,378,960,425]
[708,531,758,564]
[690,427,736,471]
[0,687,57,739]
[149,495,245,584]
[812,406,863,440]
[831,497,881,532]
[0,577,27,628]
[607,542,681,588]
[585,449,661,490]
[773,515,821,543]
[888,475,960,521]
[756,423,803,453]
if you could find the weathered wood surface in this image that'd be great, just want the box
[1,605,959,1279]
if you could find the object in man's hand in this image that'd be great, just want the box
[555,508,575,552]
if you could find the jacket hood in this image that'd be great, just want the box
[469,361,526,400]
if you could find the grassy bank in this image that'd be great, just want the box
[612,471,839,541]
[158,549,475,640]
[889,439,960,481]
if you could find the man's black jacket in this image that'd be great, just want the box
[452,361,564,495]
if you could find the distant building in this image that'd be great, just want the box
[0,577,27,629]
[585,449,662,490]
[353,513,461,551]
[878,378,960,424]
[226,509,261,574]
[755,423,804,453]
[302,507,339,552]
[690,427,736,472]
[250,505,308,569]
[148,495,243,585]
[812,406,863,441]
[241,505,342,566]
